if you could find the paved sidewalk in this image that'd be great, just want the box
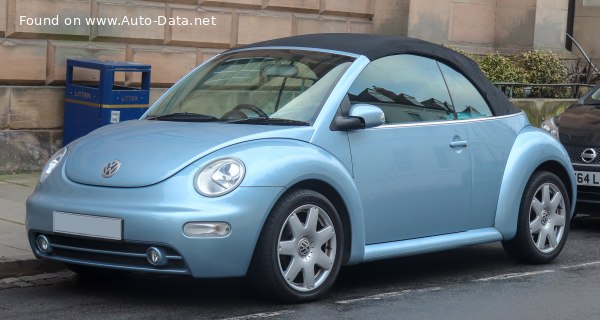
[0,173,64,278]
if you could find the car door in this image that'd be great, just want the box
[346,54,472,244]
[437,62,519,230]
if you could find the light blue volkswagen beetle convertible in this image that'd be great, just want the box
[27,34,576,302]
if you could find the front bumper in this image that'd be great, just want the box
[26,164,284,278]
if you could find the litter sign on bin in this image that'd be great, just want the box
[110,111,121,124]
[63,59,151,145]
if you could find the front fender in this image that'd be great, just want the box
[494,127,576,239]
[192,138,366,264]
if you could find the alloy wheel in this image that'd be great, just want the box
[277,204,337,292]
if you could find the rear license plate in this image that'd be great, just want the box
[53,211,122,240]
[575,171,600,187]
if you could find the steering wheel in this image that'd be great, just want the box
[221,104,268,120]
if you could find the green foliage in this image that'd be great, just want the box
[517,50,569,98]
[476,53,526,84]
[447,47,571,98]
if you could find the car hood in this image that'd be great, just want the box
[558,104,600,146]
[64,120,314,187]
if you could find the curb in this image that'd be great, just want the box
[0,258,66,279]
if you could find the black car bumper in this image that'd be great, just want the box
[573,164,600,214]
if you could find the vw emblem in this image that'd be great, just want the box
[298,238,311,257]
[581,148,597,164]
[102,160,121,178]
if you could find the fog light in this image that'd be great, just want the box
[146,247,167,267]
[36,235,52,254]
[183,222,231,238]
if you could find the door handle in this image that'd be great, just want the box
[449,141,469,148]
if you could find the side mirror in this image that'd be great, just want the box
[350,104,385,128]
[332,104,385,131]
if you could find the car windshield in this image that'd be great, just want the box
[145,49,354,125]
[585,85,600,105]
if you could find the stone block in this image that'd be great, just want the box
[494,6,536,47]
[166,5,232,48]
[407,0,451,44]
[499,0,536,7]
[46,41,126,85]
[51,130,63,152]
[0,130,52,173]
[533,6,568,49]
[0,87,8,129]
[199,0,262,9]
[150,87,169,105]
[6,0,90,39]
[127,45,197,86]
[0,39,47,84]
[350,21,373,33]
[536,0,569,10]
[9,87,64,129]
[450,2,495,44]
[579,0,600,17]
[237,14,292,45]
[92,0,165,44]
[0,0,6,37]
[373,0,410,35]
[146,0,197,3]
[573,16,600,60]
[263,0,319,13]
[296,17,346,35]
[319,0,374,18]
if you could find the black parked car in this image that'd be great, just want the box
[542,84,600,214]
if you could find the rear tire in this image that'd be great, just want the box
[502,171,570,264]
[248,189,344,303]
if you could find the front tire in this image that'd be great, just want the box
[502,171,570,263]
[249,189,344,303]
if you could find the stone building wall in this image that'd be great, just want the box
[0,0,383,173]
[0,0,590,173]
[407,0,570,54]
[573,0,600,65]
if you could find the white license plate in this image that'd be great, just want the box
[575,171,600,187]
[53,211,122,240]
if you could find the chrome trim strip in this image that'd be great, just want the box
[51,243,145,258]
[225,46,361,58]
[372,111,526,130]
[50,243,184,260]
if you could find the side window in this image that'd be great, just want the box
[348,55,455,124]
[438,63,493,119]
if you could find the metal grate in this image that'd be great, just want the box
[563,144,600,165]
[33,233,189,274]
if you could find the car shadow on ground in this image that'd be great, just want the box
[60,243,516,307]
[58,215,600,309]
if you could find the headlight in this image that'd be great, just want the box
[40,147,67,183]
[194,158,245,197]
[541,117,559,139]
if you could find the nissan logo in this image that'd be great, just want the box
[102,160,121,178]
[581,148,598,163]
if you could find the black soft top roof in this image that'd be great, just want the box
[233,33,519,116]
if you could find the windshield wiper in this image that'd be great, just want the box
[227,117,310,126]
[147,112,221,122]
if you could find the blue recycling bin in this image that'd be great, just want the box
[63,59,151,145]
